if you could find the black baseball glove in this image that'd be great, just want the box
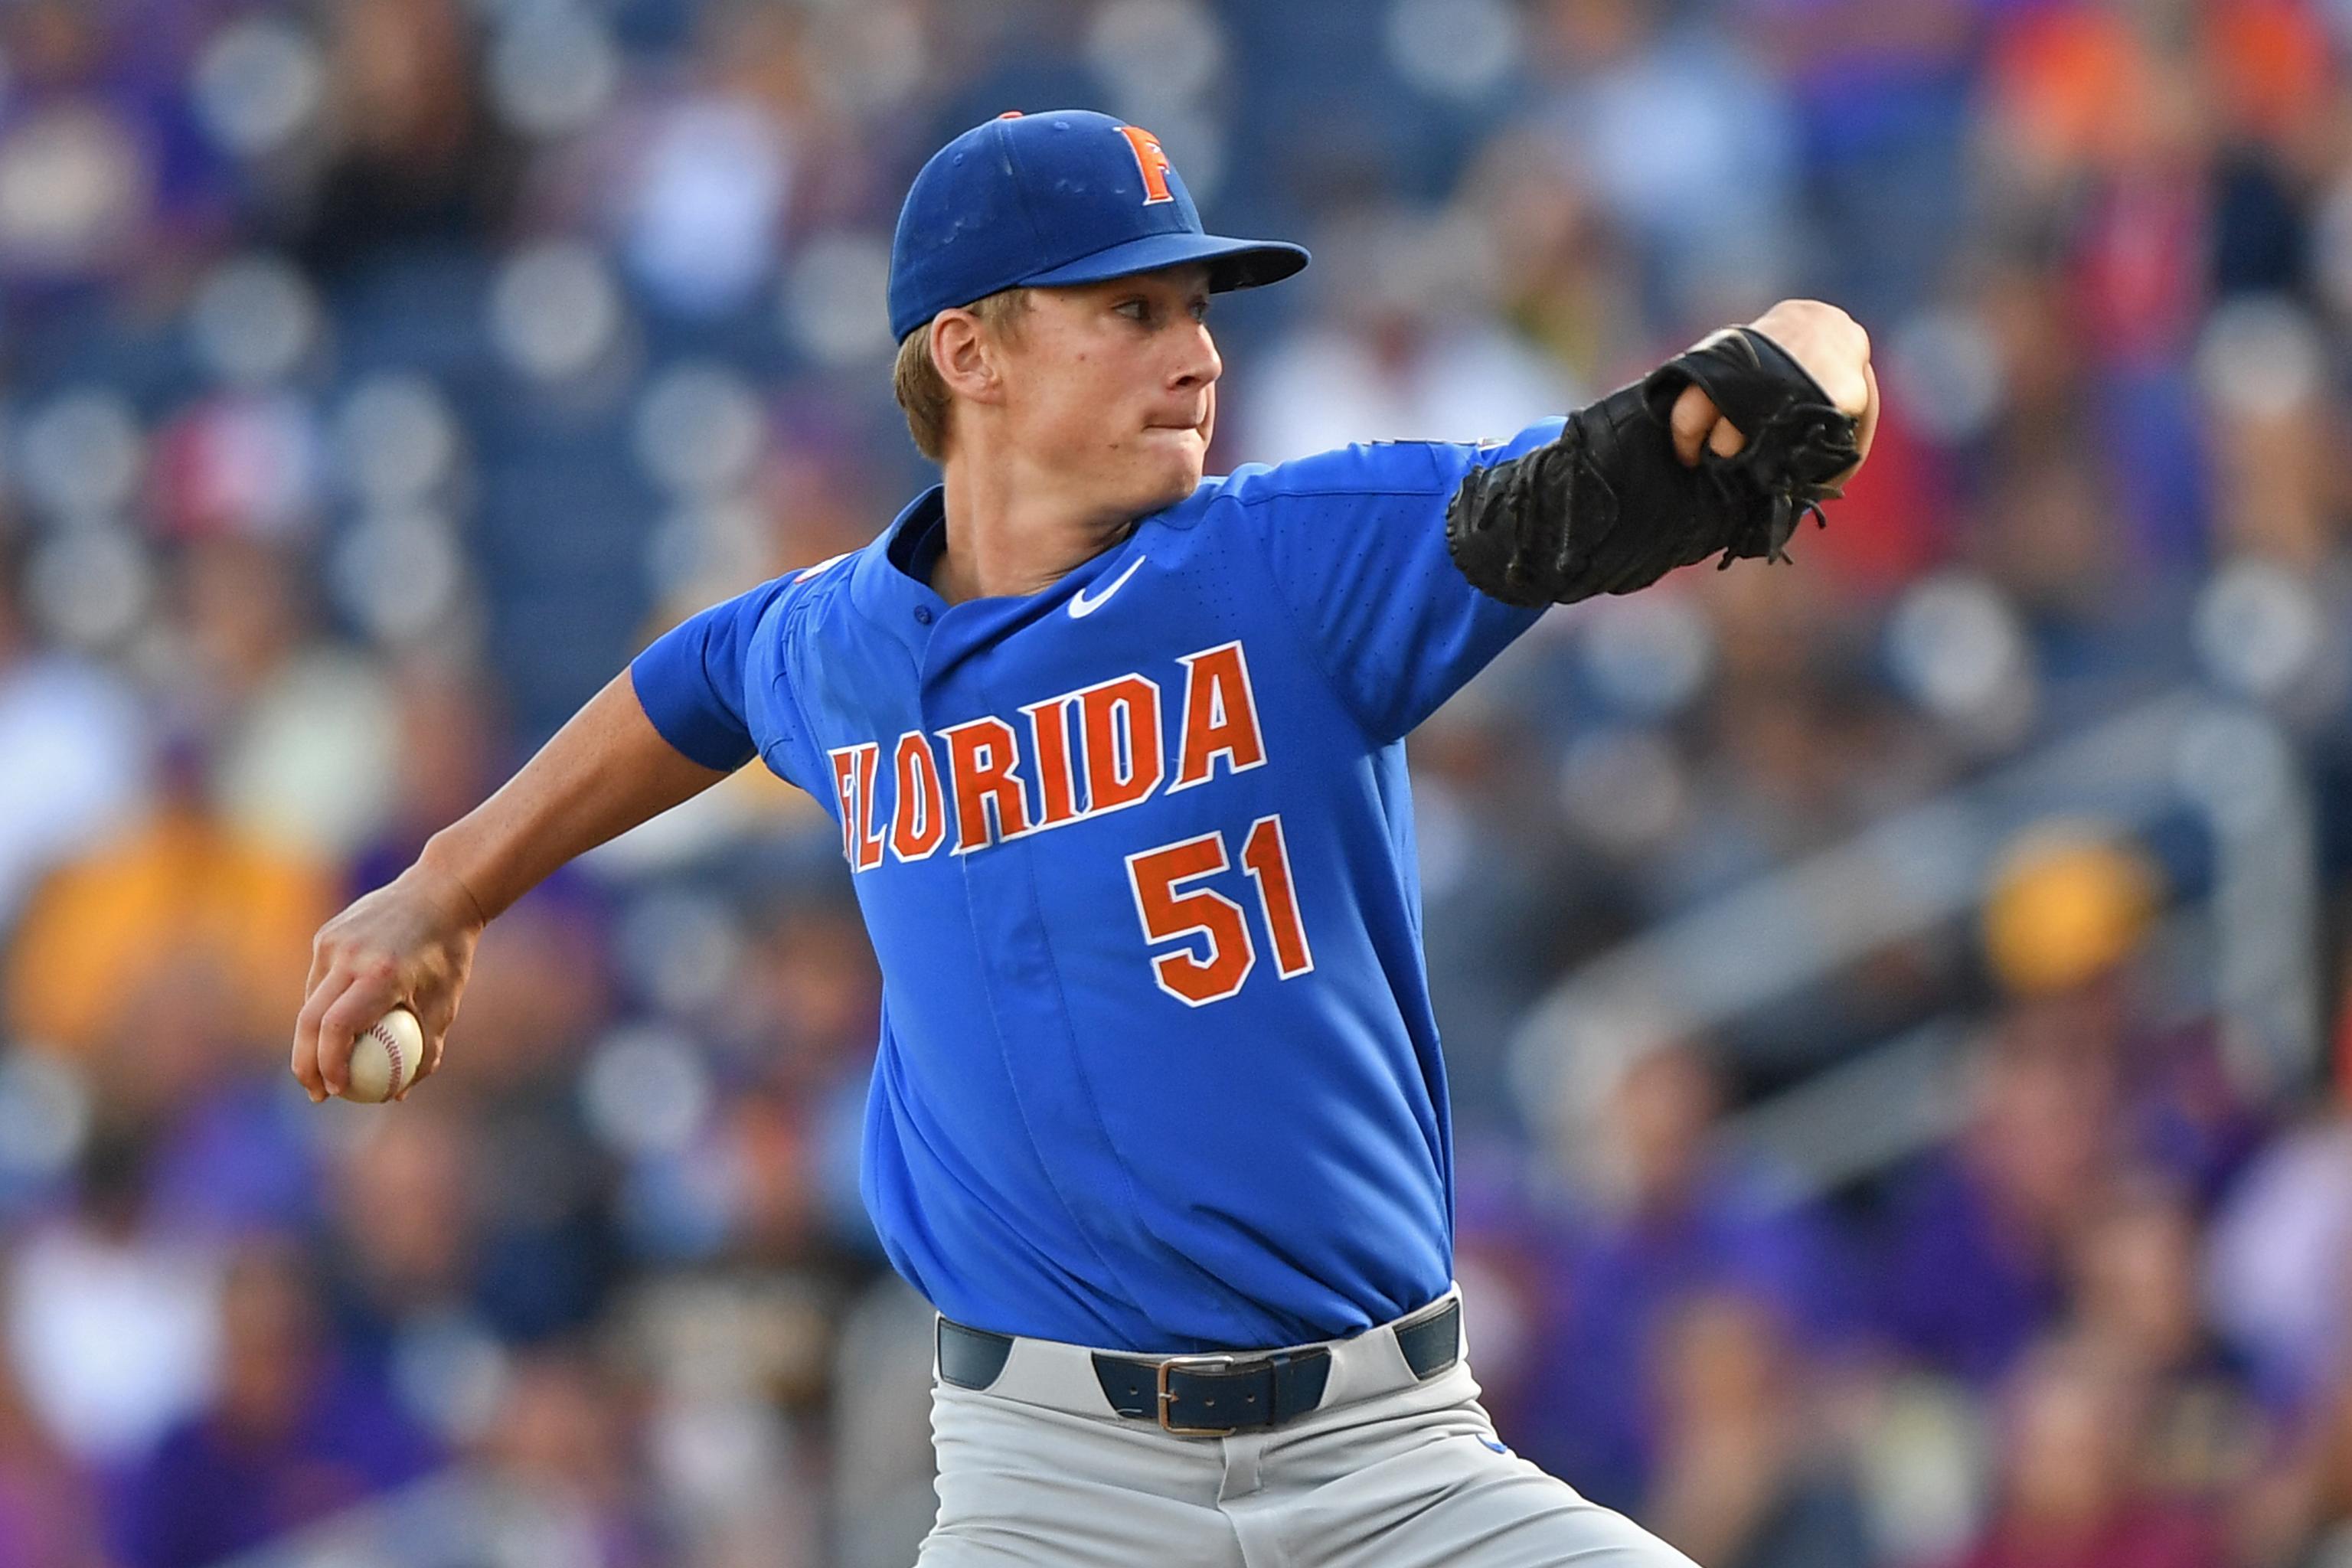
[1446,325,1864,607]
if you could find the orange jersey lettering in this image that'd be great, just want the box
[942,716,1034,853]
[1171,642,1266,790]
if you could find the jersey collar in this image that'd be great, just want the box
[849,482,1166,662]
[849,485,952,658]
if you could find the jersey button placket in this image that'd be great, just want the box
[914,606,933,625]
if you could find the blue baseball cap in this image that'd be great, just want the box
[887,110,1309,344]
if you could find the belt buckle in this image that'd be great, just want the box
[1155,1353,1248,1436]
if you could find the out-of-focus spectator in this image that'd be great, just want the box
[0,541,149,937]
[1457,130,1644,394]
[321,1106,487,1433]
[1234,207,1577,462]
[1526,0,1800,329]
[2194,247,2337,567]
[170,536,400,862]
[1879,820,2275,1392]
[109,1237,439,1568]
[345,658,505,896]
[1406,667,1603,1138]
[1982,828,2265,1203]
[2,766,332,1060]
[447,891,623,1342]
[5,1125,221,1468]
[2205,1114,2352,1417]
[129,988,321,1242]
[287,0,518,274]
[1879,1008,2122,1387]
[1738,0,1977,325]
[828,1274,937,1568]
[1943,1335,2223,1568]
[1520,1036,1857,1510]
[2241,1364,2352,1568]
[601,2,812,323]
[1662,619,1931,906]
[1643,1290,1877,1568]
[720,893,879,1102]
[477,1345,667,1567]
[0,1344,109,1568]
[2064,1177,2266,1504]
[0,0,224,292]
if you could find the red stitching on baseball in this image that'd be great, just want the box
[370,1020,404,1100]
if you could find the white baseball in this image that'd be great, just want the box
[345,1006,424,1103]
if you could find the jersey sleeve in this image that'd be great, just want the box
[628,573,801,773]
[1221,418,1565,743]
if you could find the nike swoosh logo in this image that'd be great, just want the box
[1069,555,1146,619]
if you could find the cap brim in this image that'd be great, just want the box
[1021,230,1309,296]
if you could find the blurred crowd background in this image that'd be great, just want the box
[0,0,2350,1564]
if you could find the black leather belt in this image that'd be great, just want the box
[936,1297,1462,1437]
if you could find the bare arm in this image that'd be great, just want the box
[292,668,730,1101]
[420,667,733,922]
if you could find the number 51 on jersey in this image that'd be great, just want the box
[1125,814,1313,1007]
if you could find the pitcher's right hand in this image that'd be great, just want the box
[293,860,484,1102]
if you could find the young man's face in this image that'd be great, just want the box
[988,263,1221,520]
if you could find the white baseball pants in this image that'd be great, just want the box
[914,1289,1700,1568]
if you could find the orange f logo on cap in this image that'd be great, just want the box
[1116,125,1174,204]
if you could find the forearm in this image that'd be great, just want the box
[1447,313,1869,608]
[417,667,732,921]
[1445,388,1726,609]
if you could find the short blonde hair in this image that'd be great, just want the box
[892,289,1032,462]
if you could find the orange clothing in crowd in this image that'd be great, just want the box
[5,804,332,1060]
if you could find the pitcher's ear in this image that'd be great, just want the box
[932,310,1004,406]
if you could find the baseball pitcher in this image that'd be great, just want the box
[296,110,1878,1566]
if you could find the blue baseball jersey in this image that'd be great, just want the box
[630,420,1562,1353]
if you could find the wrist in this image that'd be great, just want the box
[413,831,496,930]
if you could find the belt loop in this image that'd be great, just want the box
[1393,1296,1461,1381]
[937,1316,1015,1390]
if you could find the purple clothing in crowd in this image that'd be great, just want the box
[1877,1152,2063,1386]
[109,1364,440,1568]
[1512,1159,1860,1511]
